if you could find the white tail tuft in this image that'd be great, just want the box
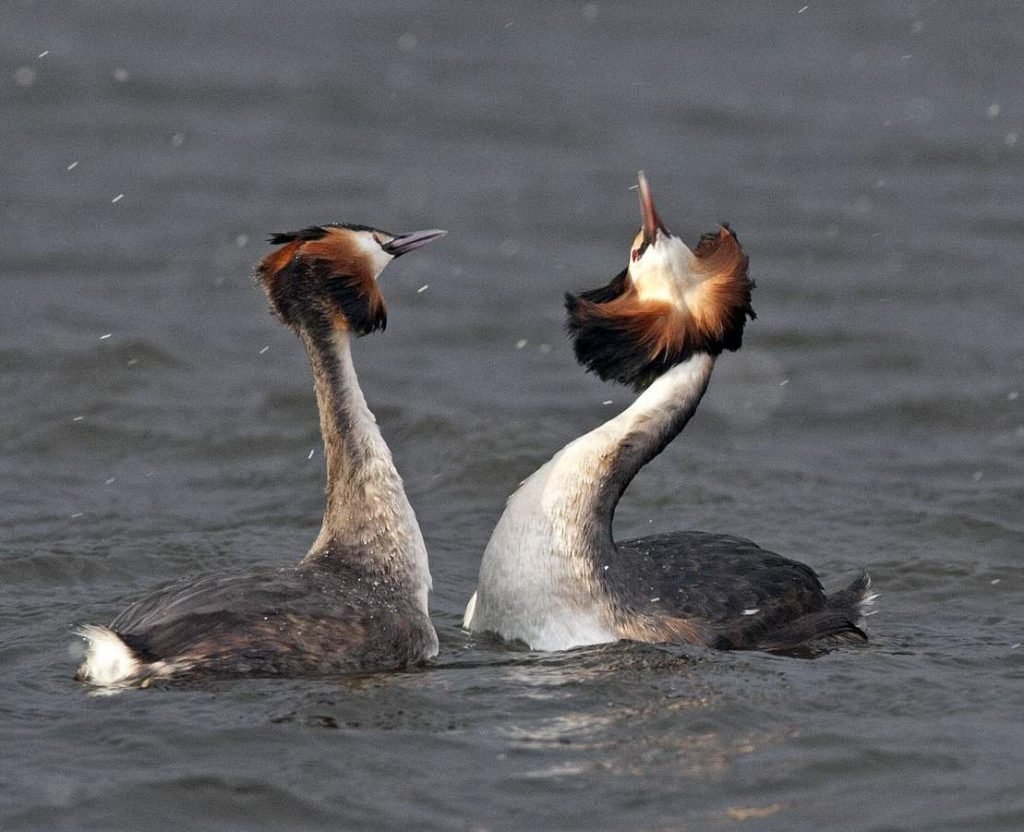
[854,574,880,628]
[74,625,140,687]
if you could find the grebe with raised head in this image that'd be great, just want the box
[76,223,446,687]
[464,173,873,652]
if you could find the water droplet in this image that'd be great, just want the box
[14,66,36,87]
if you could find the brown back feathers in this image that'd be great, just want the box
[256,225,387,336]
[566,226,755,390]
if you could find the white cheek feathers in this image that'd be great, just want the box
[629,234,701,306]
[565,225,753,391]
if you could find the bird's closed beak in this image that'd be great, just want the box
[382,229,448,257]
[637,171,668,245]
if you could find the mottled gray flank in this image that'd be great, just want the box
[2,2,1023,831]
[603,531,869,649]
[107,563,436,677]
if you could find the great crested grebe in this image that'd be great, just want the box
[463,173,873,652]
[76,223,446,687]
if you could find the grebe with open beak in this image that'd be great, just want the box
[464,174,873,652]
[76,223,446,687]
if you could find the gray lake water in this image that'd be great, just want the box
[2,2,1023,830]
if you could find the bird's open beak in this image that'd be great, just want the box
[637,171,668,245]
[382,229,448,257]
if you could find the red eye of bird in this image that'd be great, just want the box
[631,239,650,262]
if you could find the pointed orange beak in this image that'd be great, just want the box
[637,171,668,244]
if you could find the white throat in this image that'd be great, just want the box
[465,354,716,649]
[629,235,699,306]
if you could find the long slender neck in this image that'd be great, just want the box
[472,353,715,645]
[547,352,716,563]
[299,326,431,607]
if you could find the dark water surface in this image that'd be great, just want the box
[3,2,1023,830]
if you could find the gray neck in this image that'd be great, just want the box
[469,353,715,647]
[300,327,431,608]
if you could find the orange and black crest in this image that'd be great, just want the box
[566,226,755,390]
[255,225,387,336]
